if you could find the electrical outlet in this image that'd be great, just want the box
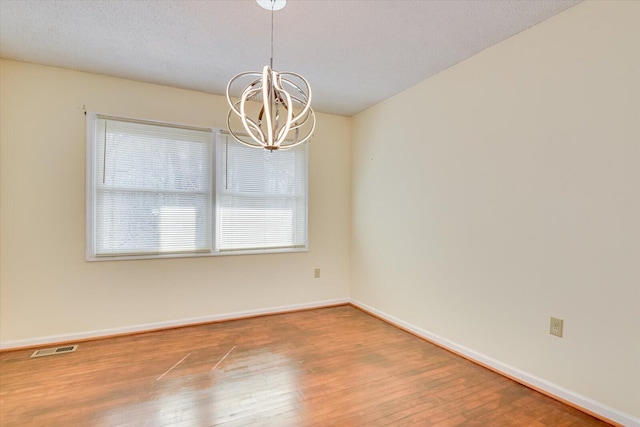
[550,317,563,337]
[314,268,320,278]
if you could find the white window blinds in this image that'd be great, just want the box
[90,116,213,257]
[216,133,308,252]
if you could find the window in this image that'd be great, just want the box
[216,133,307,252]
[86,114,308,260]
[86,114,213,259]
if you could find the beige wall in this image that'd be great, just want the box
[351,0,639,419]
[0,60,351,343]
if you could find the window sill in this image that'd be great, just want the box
[85,246,309,262]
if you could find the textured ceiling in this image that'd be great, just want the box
[0,0,582,116]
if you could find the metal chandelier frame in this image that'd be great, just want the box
[226,0,315,151]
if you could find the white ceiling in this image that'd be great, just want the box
[0,0,582,116]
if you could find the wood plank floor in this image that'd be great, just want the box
[0,305,611,426]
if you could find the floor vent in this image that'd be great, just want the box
[30,345,78,358]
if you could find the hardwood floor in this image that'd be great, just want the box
[0,306,611,426]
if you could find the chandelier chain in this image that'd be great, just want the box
[270,1,274,68]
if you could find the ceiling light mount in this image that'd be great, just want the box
[226,0,315,151]
[256,0,286,12]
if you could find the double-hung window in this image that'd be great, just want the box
[86,114,308,260]
[216,133,307,252]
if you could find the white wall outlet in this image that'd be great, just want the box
[550,317,564,337]
[314,268,320,278]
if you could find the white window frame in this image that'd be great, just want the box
[86,113,308,261]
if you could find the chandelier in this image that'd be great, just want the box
[226,0,315,151]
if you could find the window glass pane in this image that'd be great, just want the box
[96,119,210,191]
[96,191,210,255]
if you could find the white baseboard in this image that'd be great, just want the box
[0,298,349,351]
[350,299,639,427]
